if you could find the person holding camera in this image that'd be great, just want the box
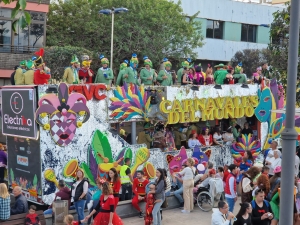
[251,189,274,225]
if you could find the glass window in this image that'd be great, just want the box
[13,25,29,52]
[206,20,223,39]
[30,12,45,22]
[241,24,257,43]
[0,8,11,18]
[29,23,44,47]
[0,20,12,52]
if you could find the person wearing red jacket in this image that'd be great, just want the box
[78,55,93,83]
[132,171,149,218]
[107,168,121,209]
[225,164,238,216]
[198,127,213,146]
[33,48,51,85]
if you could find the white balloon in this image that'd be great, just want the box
[197,164,205,172]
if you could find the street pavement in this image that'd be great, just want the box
[123,198,241,225]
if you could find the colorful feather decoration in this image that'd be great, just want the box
[231,134,261,163]
[34,48,44,57]
[109,82,151,121]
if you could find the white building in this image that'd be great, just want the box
[177,0,284,63]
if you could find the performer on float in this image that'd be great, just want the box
[78,55,93,84]
[94,55,114,85]
[24,60,35,85]
[123,53,139,85]
[177,58,191,85]
[85,182,123,225]
[14,60,27,85]
[116,60,128,86]
[132,171,149,218]
[107,168,121,210]
[157,58,173,86]
[33,48,51,85]
[62,55,80,84]
[140,56,156,85]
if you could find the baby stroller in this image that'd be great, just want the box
[194,178,224,212]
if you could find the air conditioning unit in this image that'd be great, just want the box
[53,200,69,225]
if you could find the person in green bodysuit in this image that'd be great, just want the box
[140,56,156,85]
[177,58,192,85]
[123,53,139,85]
[94,55,114,85]
[233,65,247,84]
[116,60,128,86]
[157,58,173,86]
[214,64,228,85]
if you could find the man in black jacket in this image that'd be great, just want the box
[11,186,28,215]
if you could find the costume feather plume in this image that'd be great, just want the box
[35,48,44,57]
[109,82,151,121]
[231,134,261,163]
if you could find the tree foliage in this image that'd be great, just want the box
[46,0,203,71]
[268,2,300,104]
[231,49,272,77]
[44,46,95,80]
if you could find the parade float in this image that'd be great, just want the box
[0,81,289,204]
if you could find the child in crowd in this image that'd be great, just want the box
[64,214,78,225]
[145,183,161,225]
[25,205,41,225]
[262,166,270,177]
[236,155,253,183]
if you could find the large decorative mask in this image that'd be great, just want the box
[36,83,90,146]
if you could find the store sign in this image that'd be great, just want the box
[1,89,37,139]
[159,96,259,124]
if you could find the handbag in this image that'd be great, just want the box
[161,198,168,208]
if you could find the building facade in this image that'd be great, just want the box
[177,0,283,66]
[0,0,49,84]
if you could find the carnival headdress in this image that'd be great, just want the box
[33,48,45,67]
[163,58,172,68]
[143,55,152,67]
[26,60,34,69]
[120,59,128,70]
[81,55,92,67]
[100,54,109,65]
[71,55,80,64]
[130,53,139,68]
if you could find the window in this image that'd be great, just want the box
[241,24,257,43]
[206,20,223,39]
[0,9,12,52]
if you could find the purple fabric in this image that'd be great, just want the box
[0,151,7,165]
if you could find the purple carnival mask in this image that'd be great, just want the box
[36,83,90,146]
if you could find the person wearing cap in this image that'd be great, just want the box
[214,63,228,85]
[177,59,191,85]
[116,60,128,86]
[137,124,152,149]
[95,55,114,85]
[63,55,80,84]
[23,60,35,85]
[33,48,51,85]
[78,55,93,84]
[140,56,156,85]
[14,61,27,85]
[157,58,173,86]
[123,53,139,85]
[233,65,246,84]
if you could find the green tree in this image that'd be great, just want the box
[231,49,272,77]
[46,0,203,71]
[268,2,300,104]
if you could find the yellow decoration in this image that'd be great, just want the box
[131,147,150,176]
[40,113,47,118]
[77,121,83,128]
[44,169,59,187]
[78,111,86,116]
[43,124,50,130]
[159,95,257,124]
[62,98,66,102]
[63,159,79,178]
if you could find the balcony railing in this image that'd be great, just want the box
[0,45,40,54]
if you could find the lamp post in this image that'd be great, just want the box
[278,0,300,225]
[99,7,128,71]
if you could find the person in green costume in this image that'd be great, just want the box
[63,55,80,84]
[14,60,27,85]
[24,60,35,85]
[140,56,156,85]
[177,58,192,85]
[214,63,228,84]
[233,65,247,84]
[116,60,128,86]
[94,55,114,85]
[157,58,173,86]
[123,53,139,85]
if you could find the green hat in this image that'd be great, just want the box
[26,60,34,69]
[71,55,79,64]
[164,60,172,68]
[20,60,26,66]
[100,54,109,65]
[144,123,150,129]
[182,61,189,68]
[144,59,153,67]
[214,63,226,68]
[235,65,242,74]
[230,119,237,125]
